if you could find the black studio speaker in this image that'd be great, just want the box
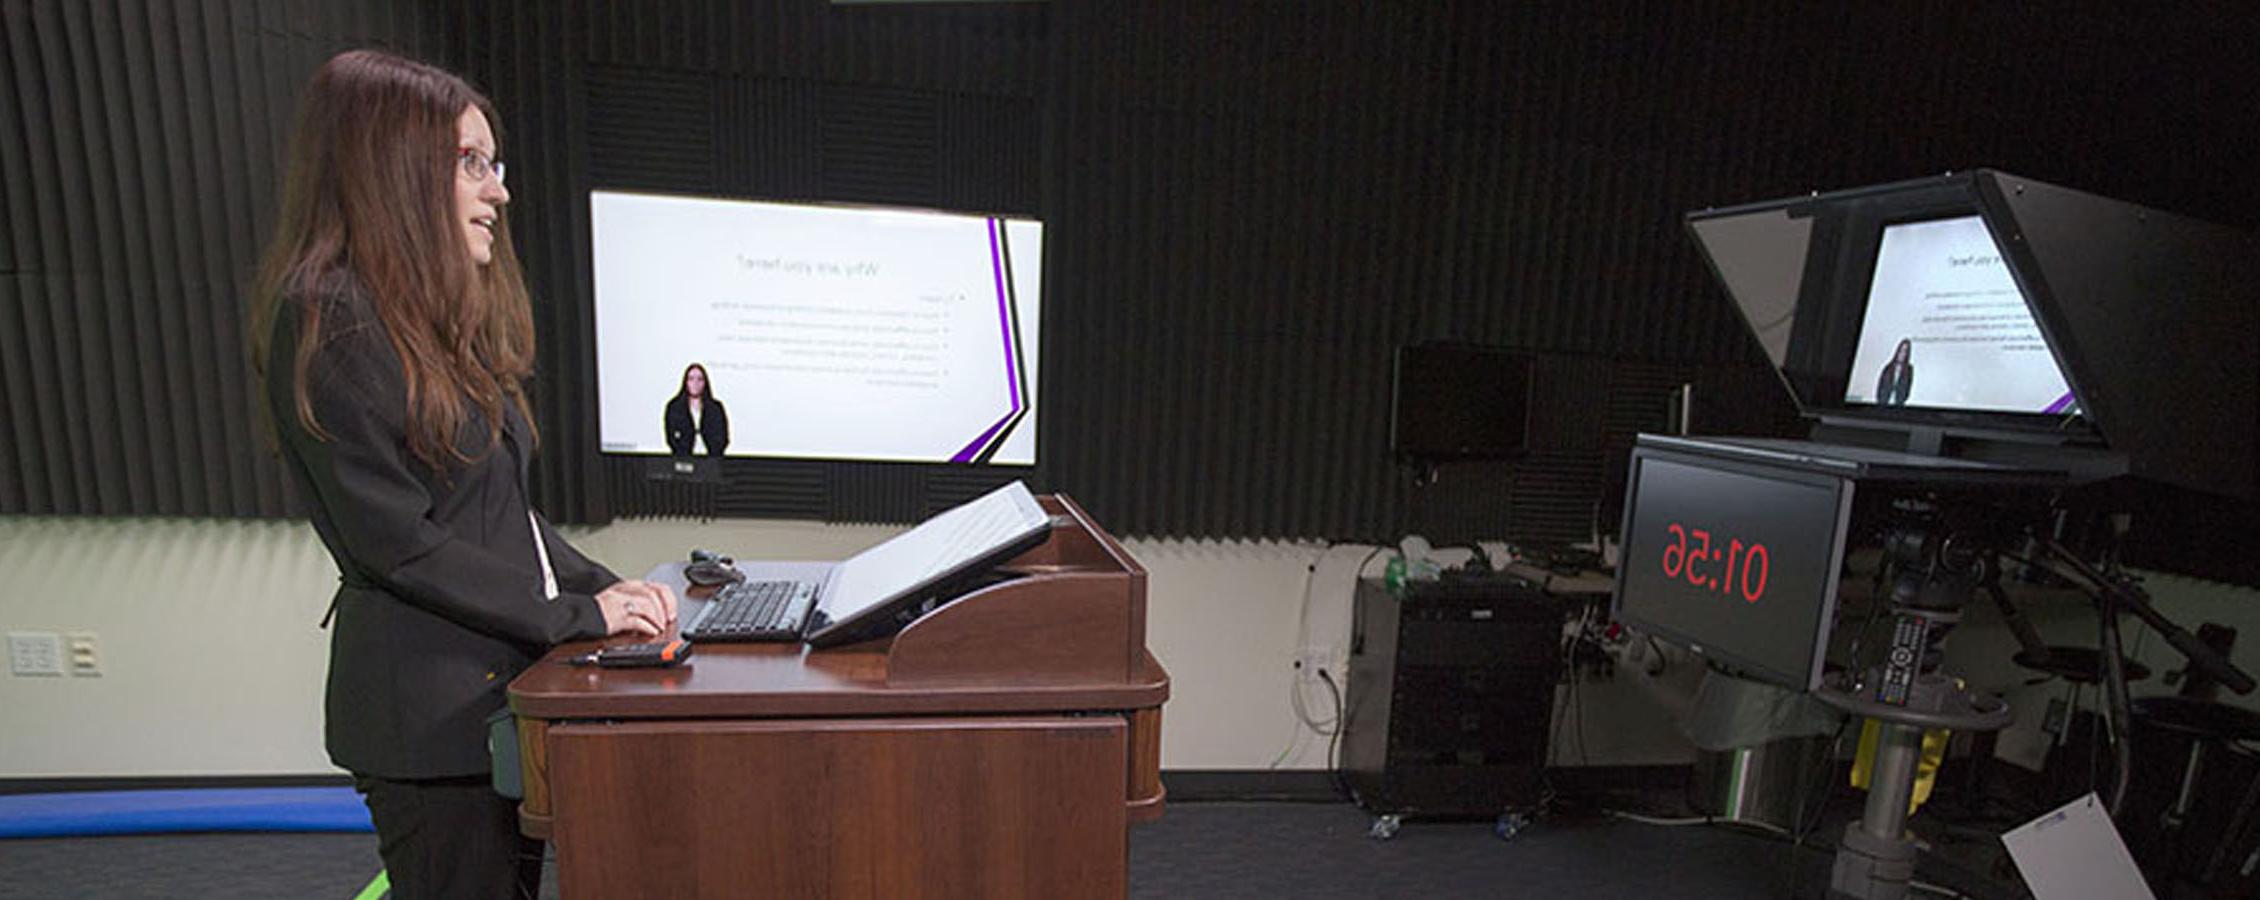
[1341,578,1563,817]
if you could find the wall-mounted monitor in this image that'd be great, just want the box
[1390,342,1533,462]
[590,190,1041,465]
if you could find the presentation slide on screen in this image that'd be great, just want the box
[591,191,1040,464]
[1843,215,2075,415]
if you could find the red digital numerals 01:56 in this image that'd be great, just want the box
[1659,523,1770,603]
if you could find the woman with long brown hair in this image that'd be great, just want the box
[663,362,730,457]
[1877,337,1916,406]
[251,49,674,898]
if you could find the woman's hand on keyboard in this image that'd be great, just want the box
[597,580,679,637]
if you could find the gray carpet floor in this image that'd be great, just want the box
[0,801,1833,899]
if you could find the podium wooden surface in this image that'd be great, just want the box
[509,495,1168,900]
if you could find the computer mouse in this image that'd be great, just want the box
[684,556,741,587]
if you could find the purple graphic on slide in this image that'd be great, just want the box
[2043,391,2077,415]
[950,218,1027,463]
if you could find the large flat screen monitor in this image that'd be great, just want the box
[1613,442,1855,691]
[590,190,1042,465]
[1390,342,1532,461]
[1841,215,2076,415]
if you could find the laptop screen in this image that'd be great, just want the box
[817,481,1052,626]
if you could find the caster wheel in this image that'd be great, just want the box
[1368,814,1402,840]
[1494,811,1532,841]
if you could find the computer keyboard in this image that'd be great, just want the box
[682,579,817,641]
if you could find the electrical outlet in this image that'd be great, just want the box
[8,631,65,677]
[1295,646,1332,679]
[66,631,100,677]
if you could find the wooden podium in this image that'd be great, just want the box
[508,495,1168,899]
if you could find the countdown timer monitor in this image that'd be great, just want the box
[1611,434,2061,692]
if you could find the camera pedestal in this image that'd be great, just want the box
[1816,670,2014,900]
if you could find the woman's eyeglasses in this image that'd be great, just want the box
[458,148,506,186]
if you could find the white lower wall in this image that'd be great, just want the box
[0,517,1363,777]
[0,518,340,777]
[8,515,2249,780]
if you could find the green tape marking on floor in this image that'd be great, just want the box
[352,869,388,900]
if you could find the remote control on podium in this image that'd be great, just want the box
[572,638,692,668]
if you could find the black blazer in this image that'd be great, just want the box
[1877,361,1914,406]
[663,394,729,457]
[267,277,616,779]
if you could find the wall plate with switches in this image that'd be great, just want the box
[66,631,101,677]
[8,631,65,677]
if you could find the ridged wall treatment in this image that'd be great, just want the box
[6,1,2256,546]
[712,458,827,520]
[1,0,441,517]
[446,1,615,522]
[583,67,715,193]
[566,1,1053,525]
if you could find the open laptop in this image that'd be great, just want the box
[681,480,1055,648]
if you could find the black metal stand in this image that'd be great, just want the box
[1816,671,2013,899]
[1817,528,2015,900]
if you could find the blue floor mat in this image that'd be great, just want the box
[0,788,374,837]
